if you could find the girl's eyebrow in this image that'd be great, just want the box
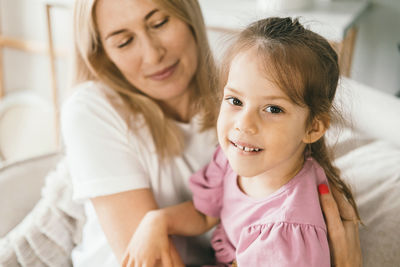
[105,9,159,40]
[224,87,243,96]
[261,95,291,102]
[225,86,290,102]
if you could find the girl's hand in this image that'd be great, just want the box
[318,184,362,267]
[121,211,184,267]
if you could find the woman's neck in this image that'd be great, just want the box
[157,86,194,123]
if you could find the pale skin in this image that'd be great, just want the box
[121,48,362,266]
[85,0,361,266]
[91,0,197,264]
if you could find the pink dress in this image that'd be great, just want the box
[190,146,330,267]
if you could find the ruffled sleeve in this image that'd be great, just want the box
[236,222,330,267]
[189,146,229,218]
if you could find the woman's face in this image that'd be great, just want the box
[95,0,198,115]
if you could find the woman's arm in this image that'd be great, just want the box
[121,201,219,267]
[91,188,159,262]
[318,184,362,267]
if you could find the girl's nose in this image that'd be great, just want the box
[234,110,258,135]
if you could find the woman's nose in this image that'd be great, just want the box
[234,110,258,135]
[141,34,166,64]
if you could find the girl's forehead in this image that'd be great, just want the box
[229,48,276,85]
[227,47,306,107]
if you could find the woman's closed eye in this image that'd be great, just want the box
[151,16,169,29]
[225,97,243,106]
[117,36,133,48]
[265,106,283,114]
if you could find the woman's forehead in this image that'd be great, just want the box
[95,0,161,35]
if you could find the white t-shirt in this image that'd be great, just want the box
[61,81,218,266]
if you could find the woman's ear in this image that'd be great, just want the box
[303,117,329,144]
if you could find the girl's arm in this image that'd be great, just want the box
[121,201,219,267]
[158,201,219,236]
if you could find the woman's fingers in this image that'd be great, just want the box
[318,184,344,235]
[161,250,173,267]
[330,184,357,222]
[121,252,129,267]
[318,183,362,267]
[169,239,185,267]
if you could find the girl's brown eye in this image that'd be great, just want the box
[226,97,242,106]
[266,106,283,114]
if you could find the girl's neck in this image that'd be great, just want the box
[238,156,305,199]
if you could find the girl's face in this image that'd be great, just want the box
[217,48,311,180]
[95,0,198,118]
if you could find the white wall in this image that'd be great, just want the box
[0,0,73,102]
[351,0,400,96]
[2,0,399,99]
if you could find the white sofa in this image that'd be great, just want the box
[0,153,62,237]
[0,78,400,266]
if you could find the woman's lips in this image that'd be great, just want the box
[147,61,179,81]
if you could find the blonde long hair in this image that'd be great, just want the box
[219,17,360,221]
[72,0,219,158]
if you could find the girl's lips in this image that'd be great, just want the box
[230,140,263,152]
[147,61,179,81]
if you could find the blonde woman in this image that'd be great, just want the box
[62,0,361,266]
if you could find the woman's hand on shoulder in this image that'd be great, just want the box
[318,184,362,267]
[121,210,184,267]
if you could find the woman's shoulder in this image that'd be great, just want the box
[63,81,119,110]
[61,81,132,134]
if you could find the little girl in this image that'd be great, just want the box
[122,17,360,267]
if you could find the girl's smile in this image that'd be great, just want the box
[230,140,264,153]
[217,47,311,182]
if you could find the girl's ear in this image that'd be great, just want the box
[303,117,329,144]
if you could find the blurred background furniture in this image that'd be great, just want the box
[0,92,56,164]
[0,1,70,165]
[0,152,62,236]
[200,0,370,77]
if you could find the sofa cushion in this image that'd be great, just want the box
[0,153,62,237]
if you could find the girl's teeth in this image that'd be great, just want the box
[234,143,261,152]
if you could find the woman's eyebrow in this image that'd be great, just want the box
[105,9,160,40]
[145,9,159,20]
[105,29,127,40]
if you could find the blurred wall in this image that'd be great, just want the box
[1,0,399,99]
[351,0,400,95]
[0,0,73,102]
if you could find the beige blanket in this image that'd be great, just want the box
[0,160,85,267]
